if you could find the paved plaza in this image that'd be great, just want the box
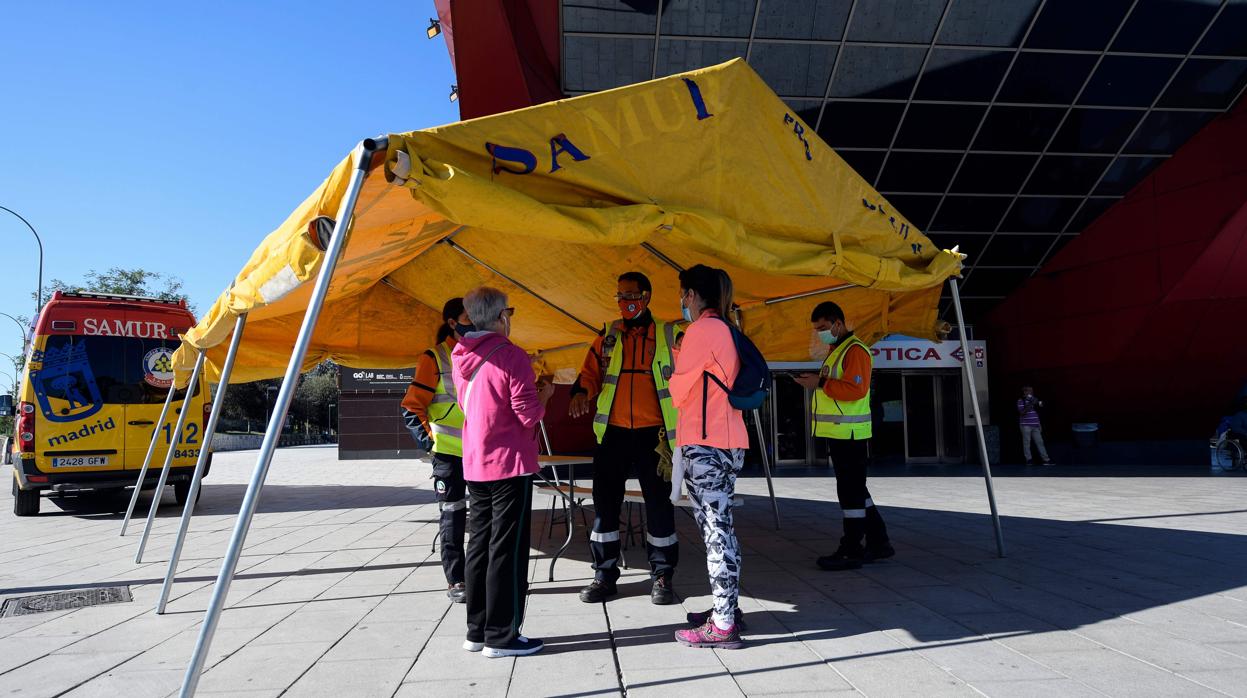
[1,446,1246,697]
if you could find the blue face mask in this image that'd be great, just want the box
[818,329,838,345]
[682,305,693,322]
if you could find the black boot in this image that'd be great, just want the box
[818,518,865,571]
[864,507,893,562]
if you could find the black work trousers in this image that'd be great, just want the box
[465,475,533,648]
[825,437,890,554]
[432,453,467,585]
[589,425,678,584]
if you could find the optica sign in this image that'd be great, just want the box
[870,340,987,369]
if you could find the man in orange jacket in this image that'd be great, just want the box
[569,272,681,605]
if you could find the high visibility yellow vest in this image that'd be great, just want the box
[811,335,873,440]
[592,320,680,449]
[429,340,465,457]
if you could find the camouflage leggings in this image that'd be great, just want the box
[681,445,746,627]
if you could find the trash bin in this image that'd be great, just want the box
[1071,423,1099,448]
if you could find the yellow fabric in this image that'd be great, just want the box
[812,336,874,440]
[173,59,961,386]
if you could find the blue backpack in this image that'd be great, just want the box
[701,318,770,436]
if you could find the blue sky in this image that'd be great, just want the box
[0,1,458,372]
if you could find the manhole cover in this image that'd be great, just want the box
[1,586,133,617]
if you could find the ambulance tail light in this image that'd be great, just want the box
[17,402,36,451]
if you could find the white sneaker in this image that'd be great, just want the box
[463,639,484,652]
[482,635,543,658]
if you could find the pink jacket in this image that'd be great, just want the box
[668,310,749,450]
[452,332,545,482]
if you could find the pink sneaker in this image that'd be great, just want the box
[674,620,743,649]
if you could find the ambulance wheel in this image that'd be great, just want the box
[173,480,200,508]
[13,479,40,516]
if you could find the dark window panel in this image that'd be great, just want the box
[916,49,1012,101]
[749,43,837,98]
[942,297,1006,325]
[1095,156,1164,196]
[1196,0,1247,56]
[819,101,905,148]
[1066,197,1118,232]
[974,105,1064,151]
[1026,0,1132,50]
[837,149,885,183]
[896,103,986,149]
[831,45,926,99]
[937,0,1040,48]
[564,36,655,92]
[881,194,941,229]
[847,0,946,44]
[1111,0,1221,55]
[997,52,1097,104]
[929,195,1011,232]
[655,39,747,78]
[977,233,1059,266]
[1038,234,1077,266]
[1159,59,1247,110]
[877,152,962,192]
[951,153,1038,194]
[784,99,823,129]
[754,0,850,40]
[1050,108,1144,154]
[563,0,659,34]
[1125,110,1217,154]
[1001,197,1081,232]
[660,0,757,37]
[1080,56,1181,106]
[924,232,977,253]
[1023,155,1107,195]
[960,266,1032,296]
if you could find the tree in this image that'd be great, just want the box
[36,267,191,311]
[218,361,339,434]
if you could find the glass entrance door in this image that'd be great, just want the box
[902,371,964,463]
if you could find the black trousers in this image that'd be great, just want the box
[432,453,467,585]
[589,425,678,584]
[465,475,532,647]
[824,437,890,554]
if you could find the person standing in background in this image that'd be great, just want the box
[400,298,471,603]
[1018,386,1052,466]
[795,302,892,572]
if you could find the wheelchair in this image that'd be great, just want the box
[1213,432,1246,471]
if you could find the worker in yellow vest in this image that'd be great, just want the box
[401,297,473,601]
[568,272,682,605]
[793,301,893,571]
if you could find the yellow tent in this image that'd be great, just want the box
[172,59,962,384]
[164,60,1004,694]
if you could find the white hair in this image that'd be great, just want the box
[464,286,508,333]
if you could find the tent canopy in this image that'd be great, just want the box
[174,59,961,384]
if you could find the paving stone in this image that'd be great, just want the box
[282,657,412,697]
[965,678,1108,698]
[394,677,511,697]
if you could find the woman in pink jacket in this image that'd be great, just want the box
[668,264,749,650]
[452,286,554,658]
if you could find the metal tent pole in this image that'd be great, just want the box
[120,383,179,536]
[156,313,248,614]
[179,137,384,698]
[135,351,206,563]
[948,277,1006,558]
[750,409,782,530]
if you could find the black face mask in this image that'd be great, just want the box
[454,322,475,337]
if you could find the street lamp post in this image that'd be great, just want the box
[0,352,20,376]
[0,313,27,349]
[263,385,279,431]
[0,206,45,316]
[327,403,336,435]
